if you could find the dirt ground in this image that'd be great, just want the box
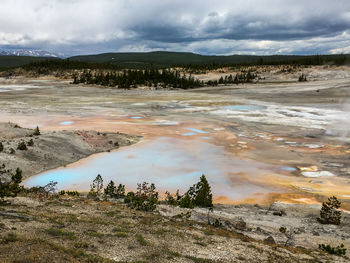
[0,195,348,263]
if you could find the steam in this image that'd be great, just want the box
[327,101,350,140]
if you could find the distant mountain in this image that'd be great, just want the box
[0,49,59,58]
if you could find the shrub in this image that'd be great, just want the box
[59,190,80,196]
[0,168,22,201]
[124,182,158,211]
[165,191,178,205]
[27,139,34,147]
[136,234,149,246]
[319,243,346,256]
[46,228,77,240]
[318,196,342,225]
[17,141,27,150]
[0,142,3,152]
[124,191,135,204]
[87,174,103,199]
[298,74,307,82]
[1,232,18,244]
[33,126,40,136]
[66,190,80,196]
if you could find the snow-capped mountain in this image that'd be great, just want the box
[0,49,60,57]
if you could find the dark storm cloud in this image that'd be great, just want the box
[0,0,349,55]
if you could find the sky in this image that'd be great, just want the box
[0,0,349,57]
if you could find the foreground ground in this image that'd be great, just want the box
[0,195,349,262]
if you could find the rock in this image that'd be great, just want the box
[272,210,286,216]
[295,227,305,234]
[235,220,246,231]
[264,235,276,245]
[312,231,320,236]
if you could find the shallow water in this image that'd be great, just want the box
[185,128,209,134]
[222,105,266,111]
[24,137,278,201]
[60,121,74,125]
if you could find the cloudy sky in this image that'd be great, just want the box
[0,0,349,56]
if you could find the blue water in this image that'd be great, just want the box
[222,105,266,111]
[201,137,211,140]
[186,128,209,134]
[281,166,297,172]
[60,121,74,125]
[131,116,143,119]
[182,132,196,136]
[23,137,274,200]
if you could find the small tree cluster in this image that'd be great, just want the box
[124,182,158,211]
[59,190,80,196]
[319,243,346,256]
[217,71,257,85]
[163,175,213,209]
[104,180,125,199]
[0,142,3,152]
[318,196,342,225]
[0,167,22,201]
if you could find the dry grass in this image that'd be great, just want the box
[0,195,344,263]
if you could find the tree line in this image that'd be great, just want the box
[73,69,258,89]
[73,69,203,89]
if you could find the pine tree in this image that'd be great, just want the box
[104,180,117,198]
[179,193,194,208]
[193,175,213,208]
[116,184,125,198]
[88,174,104,198]
[0,168,22,201]
[318,196,342,225]
[33,126,40,136]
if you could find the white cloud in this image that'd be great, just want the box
[0,0,349,55]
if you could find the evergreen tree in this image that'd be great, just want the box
[33,126,40,136]
[88,174,104,198]
[318,196,342,225]
[179,174,213,209]
[193,175,213,208]
[179,193,194,208]
[116,184,125,198]
[104,180,117,198]
[0,168,22,201]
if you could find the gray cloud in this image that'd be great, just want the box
[0,0,349,56]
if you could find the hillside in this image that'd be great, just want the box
[0,56,58,69]
[70,51,349,67]
[0,52,349,71]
